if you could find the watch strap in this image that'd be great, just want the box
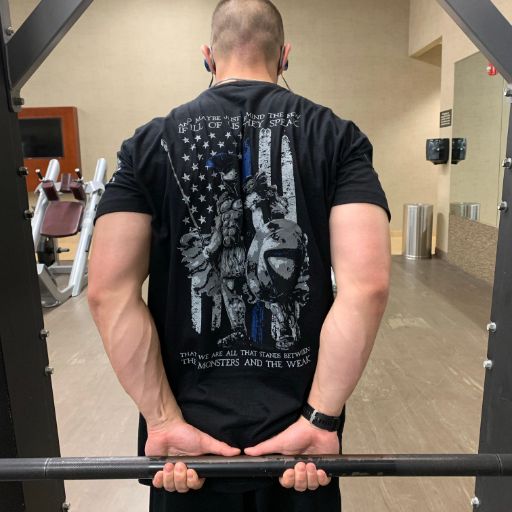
[302,403,341,432]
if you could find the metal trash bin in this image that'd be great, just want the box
[465,202,480,222]
[402,203,433,259]
[450,202,467,217]
[449,201,480,221]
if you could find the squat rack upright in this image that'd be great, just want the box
[0,1,510,511]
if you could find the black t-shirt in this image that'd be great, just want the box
[95,80,389,490]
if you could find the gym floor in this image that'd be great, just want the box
[44,256,491,511]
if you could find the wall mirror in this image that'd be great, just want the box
[451,51,510,228]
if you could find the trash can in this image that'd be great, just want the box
[402,203,433,259]
[465,202,480,222]
[450,202,467,217]
[449,201,480,221]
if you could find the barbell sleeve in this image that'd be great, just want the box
[1,454,512,481]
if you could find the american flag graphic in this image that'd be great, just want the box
[161,120,298,342]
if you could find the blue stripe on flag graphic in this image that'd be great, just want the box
[243,137,264,345]
[242,139,252,181]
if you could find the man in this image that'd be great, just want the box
[88,0,391,511]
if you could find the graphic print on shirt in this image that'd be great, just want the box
[161,112,309,353]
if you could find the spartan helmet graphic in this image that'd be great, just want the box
[246,219,306,299]
[246,218,309,350]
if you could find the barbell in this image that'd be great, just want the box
[1,454,511,481]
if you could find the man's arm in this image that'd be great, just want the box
[88,212,181,429]
[245,203,391,491]
[88,212,239,493]
[307,202,391,415]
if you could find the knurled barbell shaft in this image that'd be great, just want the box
[1,454,512,481]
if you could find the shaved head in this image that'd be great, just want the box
[211,0,285,62]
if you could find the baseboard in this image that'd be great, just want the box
[435,247,447,259]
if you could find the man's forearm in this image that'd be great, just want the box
[89,290,182,429]
[307,285,389,417]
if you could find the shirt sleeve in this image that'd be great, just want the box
[95,138,152,222]
[332,121,391,221]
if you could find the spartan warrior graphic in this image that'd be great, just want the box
[180,153,248,349]
[162,123,310,352]
[244,171,309,351]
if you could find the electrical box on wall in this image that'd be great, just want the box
[451,138,467,164]
[426,138,450,165]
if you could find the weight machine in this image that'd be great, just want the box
[31,158,107,307]
[0,0,510,511]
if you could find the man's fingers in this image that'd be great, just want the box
[244,434,285,456]
[279,468,295,489]
[158,463,205,493]
[174,462,189,493]
[293,462,308,492]
[318,469,331,487]
[280,464,329,491]
[199,432,241,457]
[162,463,176,492]
[187,468,205,490]
[152,470,164,488]
[306,463,319,490]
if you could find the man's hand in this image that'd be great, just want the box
[244,416,340,491]
[147,418,240,493]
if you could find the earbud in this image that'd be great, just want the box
[279,47,289,72]
[279,46,292,91]
[204,50,215,88]
[204,47,216,74]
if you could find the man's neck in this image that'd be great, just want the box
[214,64,277,85]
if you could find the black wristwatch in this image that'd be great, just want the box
[302,403,341,432]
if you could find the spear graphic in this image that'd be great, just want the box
[161,138,207,247]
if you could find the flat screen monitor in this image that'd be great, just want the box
[20,118,64,158]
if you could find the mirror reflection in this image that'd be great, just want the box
[451,52,508,227]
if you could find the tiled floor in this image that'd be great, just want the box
[43,256,491,511]
[339,257,490,511]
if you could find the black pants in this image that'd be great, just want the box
[149,479,341,512]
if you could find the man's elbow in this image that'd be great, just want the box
[87,275,117,315]
[349,273,390,309]
[87,283,106,316]
[87,276,140,317]
[373,280,390,309]
[367,273,390,309]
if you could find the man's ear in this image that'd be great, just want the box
[201,45,215,74]
[279,43,292,74]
